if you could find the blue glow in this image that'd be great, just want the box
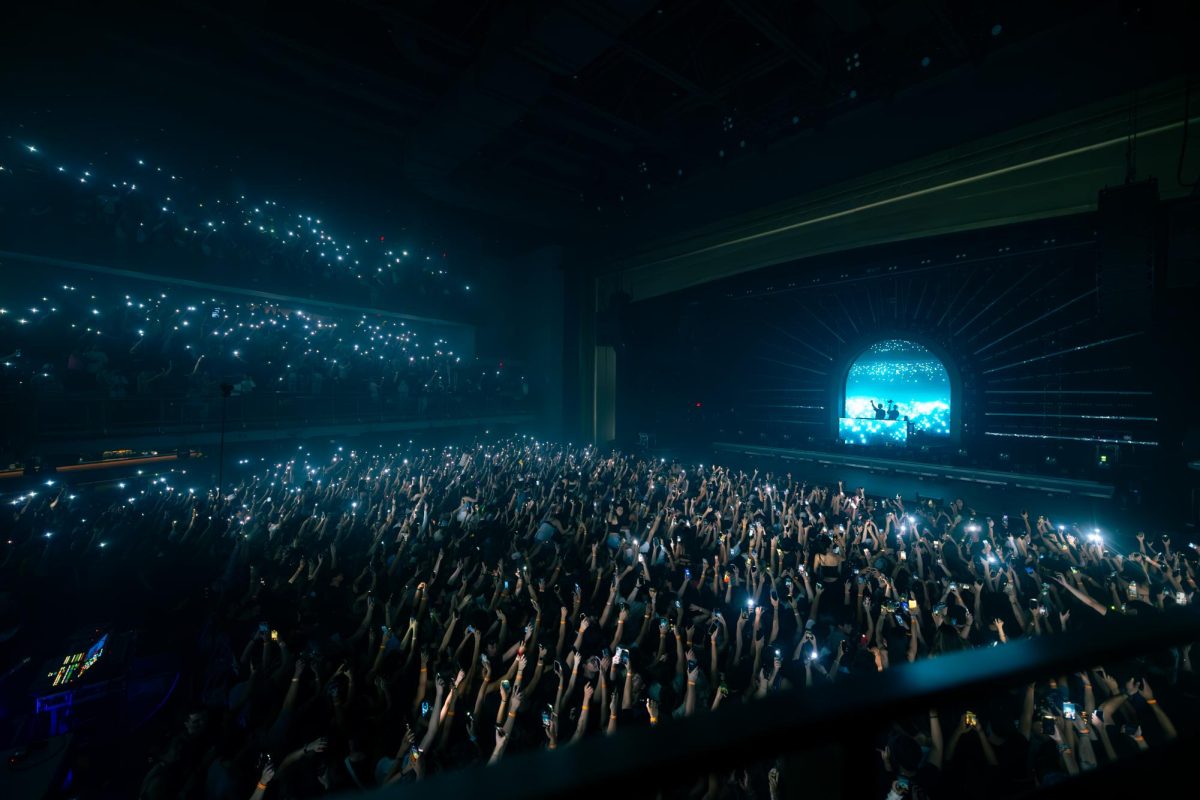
[839,417,908,446]
[844,339,951,437]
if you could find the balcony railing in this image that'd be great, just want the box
[4,390,534,448]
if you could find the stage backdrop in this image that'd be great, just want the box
[616,213,1158,476]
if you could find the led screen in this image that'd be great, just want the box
[844,339,950,438]
[839,417,909,446]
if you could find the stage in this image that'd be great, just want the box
[712,442,1114,500]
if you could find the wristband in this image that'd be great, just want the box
[257,782,269,791]
[1147,699,1158,705]
[420,668,427,673]
[649,716,658,725]
[687,680,697,686]
[508,710,517,718]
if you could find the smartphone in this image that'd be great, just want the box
[541,709,552,726]
[965,711,977,728]
[270,629,279,641]
[1062,702,1077,720]
[1122,724,1139,737]
[899,550,907,561]
[907,597,918,612]
[501,679,511,693]
[1041,716,1056,735]
[421,701,431,717]
[1127,582,1138,600]
[1177,591,1187,605]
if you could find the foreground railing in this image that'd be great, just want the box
[348,610,1199,800]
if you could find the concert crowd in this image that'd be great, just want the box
[1,438,1195,799]
[0,281,513,401]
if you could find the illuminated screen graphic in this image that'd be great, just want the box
[844,340,951,438]
[839,417,908,446]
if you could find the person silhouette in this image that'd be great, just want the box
[871,400,886,420]
[886,401,900,421]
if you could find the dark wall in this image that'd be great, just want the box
[474,246,565,438]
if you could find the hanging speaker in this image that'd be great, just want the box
[1096,179,1157,324]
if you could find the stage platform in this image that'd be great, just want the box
[712,442,1114,500]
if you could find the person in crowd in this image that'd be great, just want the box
[1,440,1194,799]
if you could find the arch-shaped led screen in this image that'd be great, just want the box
[844,339,951,437]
